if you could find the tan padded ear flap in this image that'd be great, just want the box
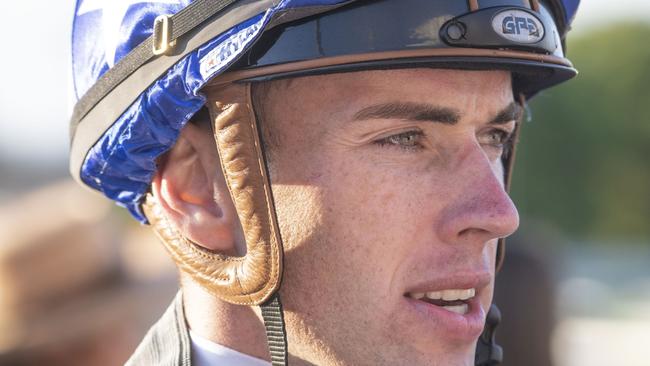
[143,82,283,306]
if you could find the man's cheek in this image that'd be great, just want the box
[485,239,499,262]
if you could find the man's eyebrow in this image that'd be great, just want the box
[352,102,460,125]
[490,102,523,125]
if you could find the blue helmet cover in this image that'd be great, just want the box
[72,0,349,222]
[71,0,579,222]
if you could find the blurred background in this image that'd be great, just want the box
[0,1,648,365]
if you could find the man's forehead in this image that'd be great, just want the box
[353,68,511,87]
[261,69,514,124]
[265,68,512,104]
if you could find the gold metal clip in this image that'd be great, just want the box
[153,14,176,56]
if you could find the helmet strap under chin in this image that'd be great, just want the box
[260,293,289,365]
[475,304,504,366]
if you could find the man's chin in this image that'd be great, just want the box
[368,344,477,366]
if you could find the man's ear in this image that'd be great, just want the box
[151,120,243,256]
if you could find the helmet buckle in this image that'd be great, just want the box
[153,14,176,56]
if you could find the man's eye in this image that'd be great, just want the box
[479,129,512,148]
[374,131,424,150]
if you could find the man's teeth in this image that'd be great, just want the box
[408,288,475,301]
[442,304,469,315]
[407,289,474,315]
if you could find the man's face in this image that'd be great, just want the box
[259,69,520,365]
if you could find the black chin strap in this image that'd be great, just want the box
[260,293,289,365]
[475,304,504,366]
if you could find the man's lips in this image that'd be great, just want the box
[401,272,492,341]
[404,271,492,295]
[407,288,476,315]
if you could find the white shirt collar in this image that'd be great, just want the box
[189,329,271,366]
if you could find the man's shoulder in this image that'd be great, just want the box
[125,291,192,366]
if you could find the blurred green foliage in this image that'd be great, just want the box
[512,23,650,242]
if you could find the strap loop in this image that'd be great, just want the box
[153,15,176,55]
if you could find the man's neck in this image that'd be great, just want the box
[181,276,271,362]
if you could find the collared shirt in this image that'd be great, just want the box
[126,292,192,366]
[125,292,272,366]
[190,329,271,366]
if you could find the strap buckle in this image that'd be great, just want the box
[153,14,176,55]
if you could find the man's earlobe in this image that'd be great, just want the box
[151,122,241,256]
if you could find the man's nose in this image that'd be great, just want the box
[436,146,520,245]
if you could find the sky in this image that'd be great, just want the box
[572,0,650,33]
[0,1,649,165]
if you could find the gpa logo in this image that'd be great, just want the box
[492,9,544,44]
